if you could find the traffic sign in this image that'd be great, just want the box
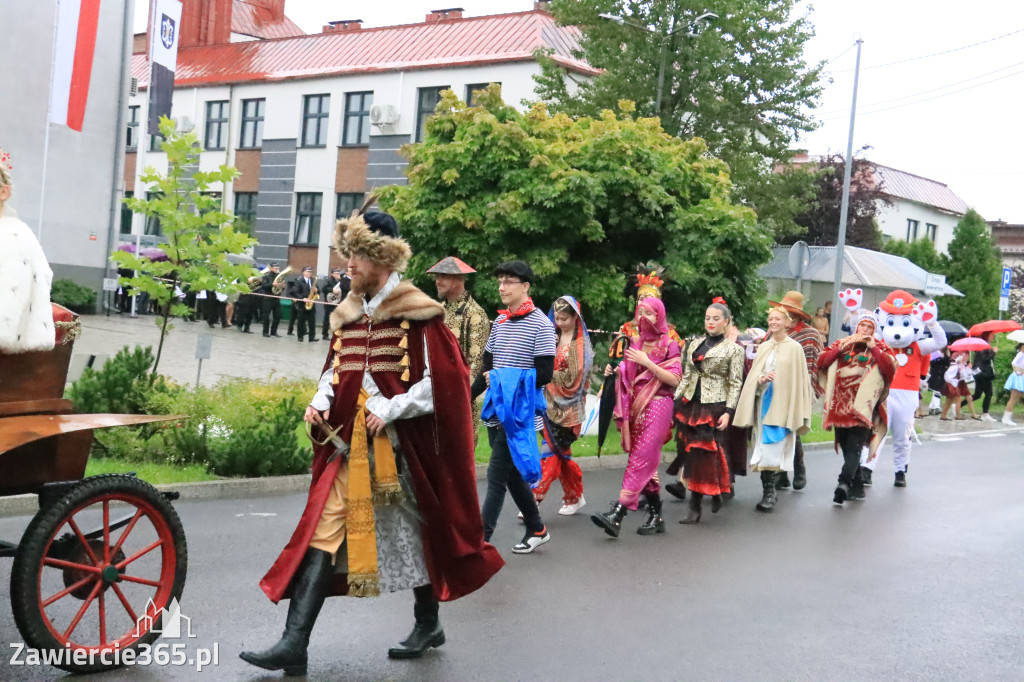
[1001,267,1012,297]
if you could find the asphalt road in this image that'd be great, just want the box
[2,435,1023,681]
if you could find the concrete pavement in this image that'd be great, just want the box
[2,431,1023,681]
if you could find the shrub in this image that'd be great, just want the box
[51,278,97,314]
[67,345,174,415]
[206,397,312,477]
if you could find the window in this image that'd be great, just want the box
[343,92,373,146]
[149,132,165,152]
[926,223,938,243]
[205,100,229,150]
[145,191,163,236]
[240,98,265,149]
[906,219,919,241]
[293,193,322,245]
[126,105,140,150]
[336,193,362,219]
[301,94,330,147]
[234,192,257,236]
[120,191,134,234]
[465,82,499,107]
[415,86,448,142]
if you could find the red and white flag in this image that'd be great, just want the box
[49,0,102,132]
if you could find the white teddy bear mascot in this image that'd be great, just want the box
[864,289,947,487]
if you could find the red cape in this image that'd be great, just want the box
[259,292,503,603]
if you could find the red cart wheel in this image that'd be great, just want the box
[10,474,187,673]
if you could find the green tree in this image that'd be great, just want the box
[112,117,256,377]
[884,235,947,274]
[939,209,1001,327]
[377,88,771,333]
[533,0,825,240]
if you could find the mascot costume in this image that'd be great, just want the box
[860,289,946,487]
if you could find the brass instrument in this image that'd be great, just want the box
[271,265,293,295]
[305,279,319,310]
[248,265,268,292]
[326,283,343,304]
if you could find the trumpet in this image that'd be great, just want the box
[305,280,319,310]
[271,265,293,295]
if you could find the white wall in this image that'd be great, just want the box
[876,197,963,255]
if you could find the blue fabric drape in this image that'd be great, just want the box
[760,382,790,445]
[482,368,547,484]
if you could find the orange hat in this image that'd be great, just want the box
[878,289,918,315]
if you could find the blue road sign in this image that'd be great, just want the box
[1001,267,1012,297]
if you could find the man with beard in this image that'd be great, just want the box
[241,210,502,676]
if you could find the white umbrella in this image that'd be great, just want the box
[1007,329,1024,344]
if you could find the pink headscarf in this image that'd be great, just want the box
[636,297,669,344]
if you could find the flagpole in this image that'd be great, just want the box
[37,0,62,241]
[131,0,159,318]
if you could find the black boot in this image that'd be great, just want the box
[590,502,627,538]
[240,548,334,676]
[637,493,665,535]
[859,466,873,487]
[894,468,907,487]
[775,471,792,490]
[710,494,723,514]
[388,584,445,659]
[664,481,687,501]
[680,492,702,524]
[756,471,777,512]
[833,480,850,505]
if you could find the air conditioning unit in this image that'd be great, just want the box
[129,77,138,97]
[173,115,195,132]
[369,104,399,127]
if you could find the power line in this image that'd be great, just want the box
[818,66,1024,121]
[824,42,857,66]
[832,26,1024,72]
[818,59,1024,115]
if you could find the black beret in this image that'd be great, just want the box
[362,211,399,238]
[493,260,535,284]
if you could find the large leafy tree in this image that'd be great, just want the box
[938,209,1001,327]
[377,88,771,333]
[112,117,256,377]
[785,152,888,249]
[884,235,947,274]
[533,0,825,241]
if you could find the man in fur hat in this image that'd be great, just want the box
[241,210,503,676]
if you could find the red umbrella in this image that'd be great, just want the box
[950,337,991,352]
[968,319,1022,336]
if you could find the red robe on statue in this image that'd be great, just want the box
[259,281,504,604]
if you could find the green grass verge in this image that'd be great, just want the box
[84,458,218,484]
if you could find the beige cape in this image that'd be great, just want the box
[734,336,812,435]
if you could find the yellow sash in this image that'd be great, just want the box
[346,388,404,597]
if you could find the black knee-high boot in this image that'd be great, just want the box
[240,548,334,676]
[756,470,777,512]
[388,584,445,659]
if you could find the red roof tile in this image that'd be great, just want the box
[231,0,304,40]
[131,10,597,88]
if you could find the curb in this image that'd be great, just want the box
[1,428,1013,518]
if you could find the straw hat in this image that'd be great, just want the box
[768,291,812,322]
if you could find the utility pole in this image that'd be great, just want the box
[830,38,863,345]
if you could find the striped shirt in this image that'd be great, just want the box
[483,307,556,429]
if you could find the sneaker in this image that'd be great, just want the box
[558,496,586,516]
[982,413,997,422]
[512,527,550,554]
[894,470,907,488]
[1002,414,1017,426]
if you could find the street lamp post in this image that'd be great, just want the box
[598,11,717,115]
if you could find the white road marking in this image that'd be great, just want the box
[979,433,1006,438]
[235,512,278,517]
[933,437,964,442]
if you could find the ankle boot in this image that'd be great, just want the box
[637,493,665,535]
[680,492,702,524]
[756,471,777,512]
[590,502,627,538]
[664,481,687,501]
[388,584,445,659]
[240,548,334,676]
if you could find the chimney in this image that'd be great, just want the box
[323,19,363,33]
[179,0,232,48]
[533,0,552,10]
[250,0,285,22]
[426,7,464,23]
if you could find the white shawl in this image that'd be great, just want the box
[0,212,55,353]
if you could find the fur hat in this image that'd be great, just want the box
[333,211,411,273]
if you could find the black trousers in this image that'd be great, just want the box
[835,426,871,485]
[321,304,336,340]
[234,295,254,331]
[794,435,806,476]
[481,426,543,540]
[294,305,316,340]
[973,376,993,413]
[262,298,281,335]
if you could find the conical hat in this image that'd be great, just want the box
[426,256,476,275]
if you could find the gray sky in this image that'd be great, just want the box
[136,0,1024,222]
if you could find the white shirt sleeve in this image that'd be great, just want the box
[309,368,334,411]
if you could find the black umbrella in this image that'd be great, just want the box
[597,376,617,456]
[937,320,968,341]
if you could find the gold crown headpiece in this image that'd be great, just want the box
[636,271,665,300]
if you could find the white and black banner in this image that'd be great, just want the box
[148,0,182,135]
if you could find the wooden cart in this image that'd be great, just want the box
[0,306,186,673]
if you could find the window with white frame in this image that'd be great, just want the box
[240,98,265,149]
[926,223,938,243]
[336,193,362,219]
[293,193,322,245]
[415,86,448,143]
[126,105,140,150]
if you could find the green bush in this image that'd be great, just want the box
[67,345,173,414]
[207,397,312,477]
[51,278,97,314]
